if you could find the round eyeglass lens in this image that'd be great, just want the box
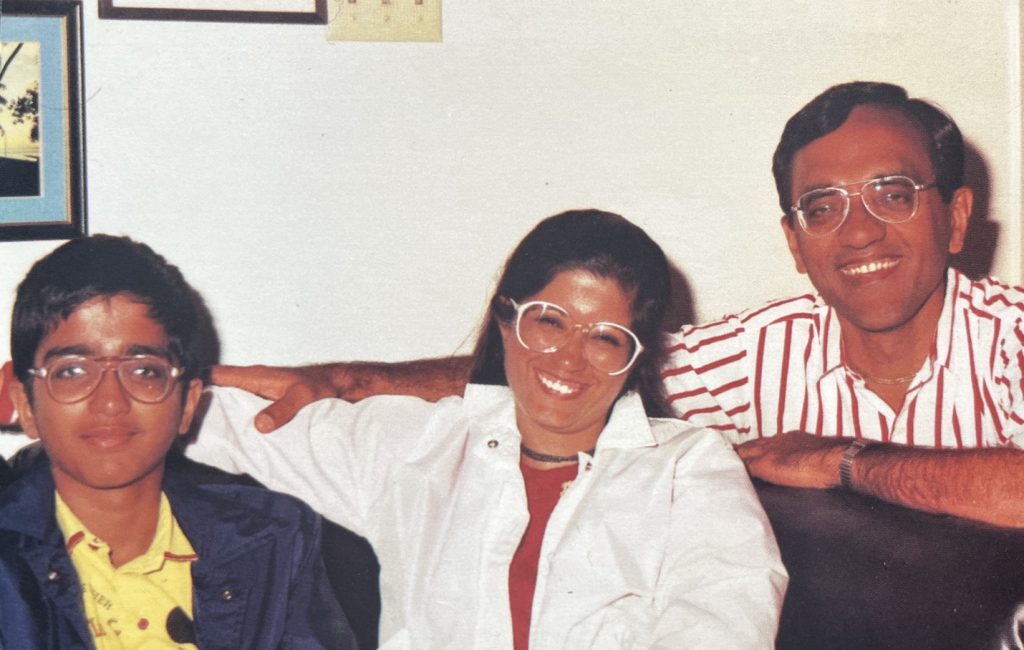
[798,189,846,235]
[46,358,98,403]
[119,357,177,401]
[863,177,918,221]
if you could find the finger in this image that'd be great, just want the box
[254,382,333,433]
[735,438,768,458]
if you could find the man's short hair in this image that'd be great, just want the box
[10,235,202,391]
[772,81,965,217]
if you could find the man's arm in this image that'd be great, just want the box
[210,356,472,432]
[736,432,1024,528]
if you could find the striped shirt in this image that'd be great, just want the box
[662,269,1024,449]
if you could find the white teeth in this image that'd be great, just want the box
[539,373,577,395]
[841,259,898,276]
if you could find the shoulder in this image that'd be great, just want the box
[165,469,322,540]
[645,417,740,464]
[0,461,58,540]
[954,273,1024,322]
[670,293,820,350]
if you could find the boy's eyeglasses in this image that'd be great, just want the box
[506,299,643,376]
[790,175,936,236]
[28,355,183,404]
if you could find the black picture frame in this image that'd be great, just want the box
[97,0,328,24]
[0,0,86,242]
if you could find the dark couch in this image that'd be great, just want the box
[757,480,1024,649]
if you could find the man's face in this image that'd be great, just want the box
[10,294,201,499]
[781,105,972,334]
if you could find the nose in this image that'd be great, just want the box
[88,367,131,416]
[552,328,589,371]
[836,194,886,248]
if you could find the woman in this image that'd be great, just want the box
[189,209,787,648]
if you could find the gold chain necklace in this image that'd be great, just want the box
[847,365,916,385]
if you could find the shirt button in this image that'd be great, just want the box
[138,618,150,630]
[487,439,499,449]
[221,589,234,601]
[47,570,60,582]
[584,462,592,471]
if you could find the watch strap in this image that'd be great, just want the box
[839,439,871,489]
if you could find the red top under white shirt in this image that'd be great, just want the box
[662,269,1024,449]
[509,461,579,650]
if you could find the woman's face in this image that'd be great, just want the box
[500,268,634,451]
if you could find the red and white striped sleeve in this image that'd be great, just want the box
[661,315,755,443]
[982,279,1024,449]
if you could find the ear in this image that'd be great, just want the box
[9,380,40,441]
[177,379,204,436]
[946,186,973,255]
[780,215,808,274]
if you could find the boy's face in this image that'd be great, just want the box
[10,294,201,499]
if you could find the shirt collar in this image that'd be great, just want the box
[931,267,962,371]
[55,490,196,574]
[462,383,655,450]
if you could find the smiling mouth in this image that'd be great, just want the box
[537,371,582,397]
[839,258,899,277]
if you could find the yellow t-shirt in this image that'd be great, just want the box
[55,492,199,649]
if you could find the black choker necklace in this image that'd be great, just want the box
[520,443,596,463]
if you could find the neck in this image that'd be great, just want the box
[839,280,946,410]
[54,471,164,568]
[517,425,604,471]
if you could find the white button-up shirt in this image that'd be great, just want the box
[188,385,786,649]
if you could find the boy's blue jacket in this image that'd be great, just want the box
[0,459,357,649]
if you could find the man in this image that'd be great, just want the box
[0,235,356,647]
[215,82,1024,528]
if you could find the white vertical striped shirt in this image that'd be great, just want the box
[662,270,1024,449]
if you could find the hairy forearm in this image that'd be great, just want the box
[851,445,1024,528]
[317,355,473,402]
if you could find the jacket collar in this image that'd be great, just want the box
[0,454,273,571]
[462,383,655,450]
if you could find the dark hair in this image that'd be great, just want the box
[469,209,672,417]
[11,234,202,397]
[772,81,964,218]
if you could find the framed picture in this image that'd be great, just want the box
[0,0,85,242]
[97,0,328,24]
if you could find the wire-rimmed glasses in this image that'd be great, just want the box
[506,299,643,376]
[28,355,183,404]
[790,175,937,236]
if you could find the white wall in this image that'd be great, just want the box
[0,0,1018,367]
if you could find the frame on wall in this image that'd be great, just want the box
[98,0,328,24]
[0,0,85,242]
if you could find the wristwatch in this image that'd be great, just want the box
[839,439,871,490]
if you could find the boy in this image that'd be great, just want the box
[0,235,356,648]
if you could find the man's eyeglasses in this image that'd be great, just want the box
[790,175,937,237]
[506,299,643,376]
[28,355,183,404]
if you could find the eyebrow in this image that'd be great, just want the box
[40,344,174,364]
[799,170,919,194]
